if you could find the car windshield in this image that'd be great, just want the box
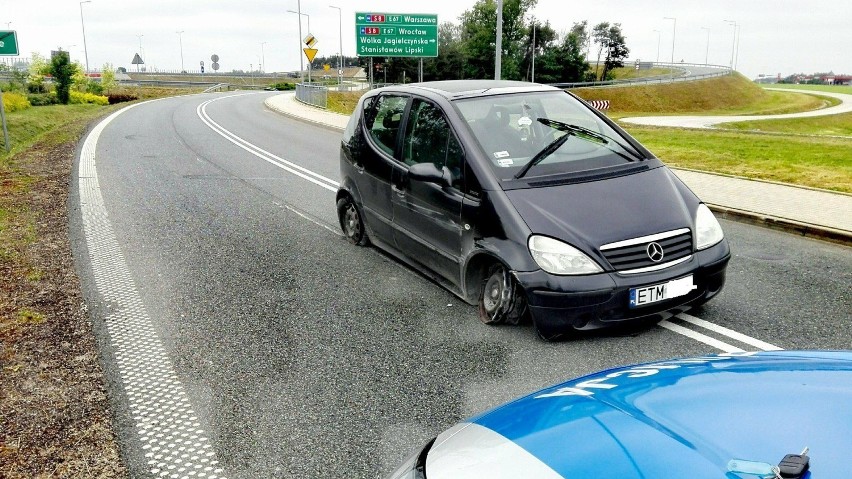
[454,91,644,181]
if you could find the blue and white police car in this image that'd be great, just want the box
[388,351,852,478]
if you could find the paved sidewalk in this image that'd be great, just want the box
[265,93,851,245]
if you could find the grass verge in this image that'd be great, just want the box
[624,125,852,193]
[0,100,155,477]
[719,112,852,137]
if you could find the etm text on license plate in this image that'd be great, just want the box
[629,275,695,308]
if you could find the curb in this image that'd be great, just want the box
[263,95,345,133]
[263,95,851,247]
[708,204,851,247]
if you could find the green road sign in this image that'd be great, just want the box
[0,31,19,56]
[355,13,438,58]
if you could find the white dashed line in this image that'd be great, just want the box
[79,101,227,479]
[658,320,746,353]
[675,312,783,351]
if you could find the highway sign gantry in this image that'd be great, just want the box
[0,31,20,56]
[355,13,438,58]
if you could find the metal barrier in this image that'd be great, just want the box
[554,63,732,89]
[295,83,328,109]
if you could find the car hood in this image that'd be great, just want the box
[504,166,697,256]
[425,351,852,479]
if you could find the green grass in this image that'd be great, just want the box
[719,112,852,137]
[624,125,852,193]
[0,104,117,158]
[767,84,852,94]
[573,74,838,116]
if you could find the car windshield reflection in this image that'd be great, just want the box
[454,91,637,181]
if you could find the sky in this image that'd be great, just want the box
[2,0,851,80]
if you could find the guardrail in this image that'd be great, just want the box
[295,83,328,109]
[554,63,732,89]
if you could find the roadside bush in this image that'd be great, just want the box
[2,91,32,112]
[26,93,59,106]
[107,93,139,104]
[69,90,109,106]
[268,82,296,91]
[51,51,76,104]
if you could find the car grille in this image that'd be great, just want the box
[600,228,693,273]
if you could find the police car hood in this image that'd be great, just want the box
[503,165,697,256]
[425,351,852,479]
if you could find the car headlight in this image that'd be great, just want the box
[528,235,603,275]
[695,203,724,250]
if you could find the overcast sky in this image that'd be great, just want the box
[3,0,851,80]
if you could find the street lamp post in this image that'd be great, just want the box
[330,5,343,86]
[653,29,661,63]
[260,41,267,73]
[79,1,92,72]
[701,27,710,65]
[287,9,311,82]
[176,31,185,73]
[530,16,536,83]
[724,20,737,71]
[663,17,676,80]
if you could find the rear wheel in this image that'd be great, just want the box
[337,196,369,246]
[478,263,527,325]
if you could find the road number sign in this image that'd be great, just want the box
[355,12,438,58]
[0,31,19,56]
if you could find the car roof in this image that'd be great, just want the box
[426,351,852,479]
[378,80,562,100]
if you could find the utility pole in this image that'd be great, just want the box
[176,31,185,73]
[701,27,710,65]
[495,0,503,80]
[260,41,267,73]
[530,16,536,82]
[663,17,676,80]
[330,5,343,86]
[79,1,92,72]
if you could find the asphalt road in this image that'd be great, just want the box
[71,92,852,479]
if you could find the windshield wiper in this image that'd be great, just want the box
[513,118,644,179]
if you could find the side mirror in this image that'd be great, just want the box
[408,163,450,187]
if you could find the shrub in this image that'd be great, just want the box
[268,82,296,91]
[26,93,59,106]
[2,91,32,112]
[106,93,139,104]
[69,90,109,106]
[51,51,76,104]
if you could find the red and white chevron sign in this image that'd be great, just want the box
[587,100,610,110]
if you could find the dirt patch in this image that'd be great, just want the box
[0,119,127,477]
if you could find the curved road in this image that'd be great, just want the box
[71,92,852,478]
[621,88,852,128]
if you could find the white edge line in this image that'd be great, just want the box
[659,320,745,353]
[197,95,340,191]
[676,313,784,351]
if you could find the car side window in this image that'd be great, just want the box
[402,99,465,190]
[365,95,407,156]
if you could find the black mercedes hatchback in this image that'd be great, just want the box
[336,80,730,339]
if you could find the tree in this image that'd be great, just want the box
[592,22,611,80]
[50,51,77,104]
[599,24,630,81]
[423,21,465,81]
[459,0,537,80]
[101,63,117,93]
[28,52,50,93]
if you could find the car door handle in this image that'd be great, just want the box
[391,184,405,197]
[353,162,365,174]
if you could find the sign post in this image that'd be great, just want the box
[355,13,438,59]
[0,31,19,153]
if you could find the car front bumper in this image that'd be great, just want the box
[516,241,730,338]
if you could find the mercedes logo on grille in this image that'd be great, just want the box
[647,242,665,262]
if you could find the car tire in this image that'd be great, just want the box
[337,196,369,246]
[478,263,527,325]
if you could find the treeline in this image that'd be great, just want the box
[326,0,630,84]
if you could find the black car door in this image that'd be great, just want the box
[359,93,410,242]
[391,98,467,286]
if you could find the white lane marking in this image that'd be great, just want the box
[202,93,785,355]
[676,312,784,351]
[658,320,745,353]
[196,94,340,192]
[273,200,344,236]
[79,100,226,479]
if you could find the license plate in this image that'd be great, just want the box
[629,275,695,308]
